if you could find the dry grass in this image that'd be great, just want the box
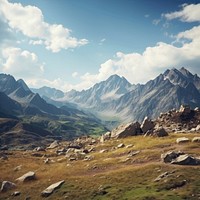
[0,133,200,199]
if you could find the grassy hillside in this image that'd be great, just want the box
[0,133,200,199]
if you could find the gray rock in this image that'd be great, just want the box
[1,181,16,192]
[11,191,21,196]
[100,132,111,143]
[111,121,142,138]
[196,125,200,131]
[171,154,200,165]
[16,171,35,182]
[176,137,190,144]
[47,140,59,149]
[153,127,168,137]
[41,180,65,197]
[117,143,125,148]
[192,137,200,142]
[141,116,154,133]
[161,151,184,163]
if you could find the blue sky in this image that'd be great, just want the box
[0,0,200,91]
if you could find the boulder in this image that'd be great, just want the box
[192,137,200,142]
[111,122,142,138]
[196,125,200,131]
[41,180,65,197]
[16,171,35,182]
[47,140,59,149]
[141,117,154,133]
[176,137,190,144]
[1,181,16,192]
[153,127,168,137]
[171,154,200,165]
[161,151,184,163]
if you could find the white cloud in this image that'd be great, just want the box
[99,38,106,45]
[72,72,78,78]
[0,0,88,52]
[152,19,161,25]
[76,24,200,89]
[164,3,200,22]
[1,47,44,79]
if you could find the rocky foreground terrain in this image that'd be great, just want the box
[0,105,200,200]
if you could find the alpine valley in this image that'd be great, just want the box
[36,67,200,124]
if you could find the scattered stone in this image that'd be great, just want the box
[192,137,200,142]
[14,165,22,171]
[84,155,93,161]
[161,151,184,163]
[117,143,125,148]
[196,125,200,131]
[99,149,108,153]
[176,137,190,144]
[1,181,16,192]
[41,180,65,197]
[47,140,59,149]
[153,127,168,137]
[69,157,76,161]
[128,150,140,157]
[125,144,134,148]
[162,151,200,165]
[154,171,176,182]
[141,116,155,133]
[11,191,21,196]
[100,132,111,143]
[31,153,44,157]
[171,154,200,165]
[34,147,46,152]
[44,158,50,164]
[16,171,35,182]
[111,121,142,138]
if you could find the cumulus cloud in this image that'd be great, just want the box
[1,47,44,79]
[0,0,88,52]
[163,3,200,22]
[79,28,200,88]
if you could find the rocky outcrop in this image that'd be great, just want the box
[41,180,65,197]
[111,122,142,138]
[16,171,35,182]
[141,117,155,133]
[155,105,200,132]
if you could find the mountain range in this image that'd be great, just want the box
[0,74,108,149]
[39,67,200,124]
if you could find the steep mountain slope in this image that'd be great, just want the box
[0,92,22,118]
[31,86,64,99]
[0,74,108,148]
[65,74,134,108]
[61,68,200,123]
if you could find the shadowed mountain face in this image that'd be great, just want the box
[58,68,200,123]
[0,74,108,148]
